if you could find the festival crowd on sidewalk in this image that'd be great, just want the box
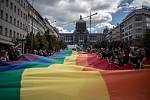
[94,47,150,69]
[0,46,57,63]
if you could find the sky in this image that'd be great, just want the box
[28,0,150,33]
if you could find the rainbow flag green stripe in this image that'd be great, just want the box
[0,50,150,100]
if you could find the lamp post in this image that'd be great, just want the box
[16,38,26,54]
[31,0,35,53]
[89,12,98,34]
[89,11,98,49]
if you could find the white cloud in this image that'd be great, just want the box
[28,0,123,33]
[56,26,72,33]
[130,0,150,8]
[96,23,115,33]
[87,27,98,33]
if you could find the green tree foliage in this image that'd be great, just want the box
[32,35,40,50]
[94,40,128,49]
[58,40,67,50]
[25,33,33,49]
[36,32,49,50]
[25,31,67,52]
[45,30,67,50]
[109,41,128,49]
[94,41,108,49]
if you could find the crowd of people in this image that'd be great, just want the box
[0,46,22,62]
[1,46,150,69]
[32,49,57,56]
[0,46,58,63]
[96,47,150,69]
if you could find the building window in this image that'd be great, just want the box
[135,22,142,27]
[136,34,141,38]
[9,29,12,37]
[24,3,25,9]
[26,15,27,21]
[13,31,16,38]
[5,28,8,36]
[14,18,16,25]
[6,0,9,7]
[135,16,142,21]
[129,25,132,29]
[21,11,22,17]
[125,37,128,41]
[17,20,19,27]
[5,13,8,21]
[129,36,132,40]
[136,28,142,33]
[0,10,3,19]
[0,26,3,35]
[14,5,16,13]
[20,34,22,38]
[147,23,150,28]
[17,33,19,38]
[23,24,25,30]
[18,8,20,15]
[26,26,28,31]
[125,33,128,36]
[10,2,13,10]
[125,27,128,31]
[10,16,12,23]
[128,31,131,35]
[20,22,22,29]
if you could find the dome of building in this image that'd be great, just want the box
[75,15,88,33]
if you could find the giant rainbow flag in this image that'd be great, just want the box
[0,50,150,100]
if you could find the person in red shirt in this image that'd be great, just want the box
[141,47,150,69]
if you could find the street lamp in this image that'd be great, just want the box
[31,0,35,53]
[16,38,26,54]
[89,11,98,34]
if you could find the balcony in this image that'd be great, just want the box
[0,35,15,45]
[0,35,12,41]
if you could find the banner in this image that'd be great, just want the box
[0,50,150,100]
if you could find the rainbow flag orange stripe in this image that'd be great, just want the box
[0,50,150,100]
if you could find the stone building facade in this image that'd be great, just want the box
[121,7,150,46]
[59,16,104,48]
[0,0,28,47]
[0,0,59,51]
[105,7,150,46]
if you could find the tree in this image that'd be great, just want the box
[25,32,40,51]
[25,33,33,50]
[94,41,108,49]
[108,40,129,49]
[58,40,67,50]
[36,32,48,50]
[32,36,40,50]
[44,30,54,50]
